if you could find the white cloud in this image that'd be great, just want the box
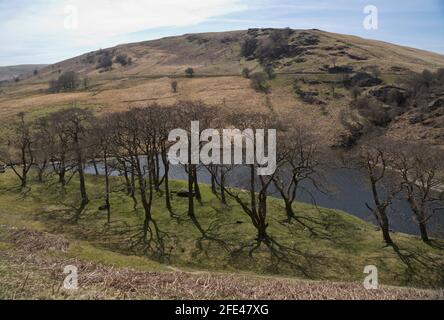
[62,0,245,43]
[0,0,246,64]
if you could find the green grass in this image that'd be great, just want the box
[0,170,443,289]
[0,242,11,251]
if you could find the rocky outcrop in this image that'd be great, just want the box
[369,85,409,107]
[348,72,383,87]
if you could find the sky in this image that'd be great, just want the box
[1,0,443,66]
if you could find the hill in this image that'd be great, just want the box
[21,29,444,80]
[0,64,47,82]
[0,28,443,147]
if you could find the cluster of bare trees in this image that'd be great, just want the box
[0,103,443,257]
[355,141,443,245]
[0,103,325,257]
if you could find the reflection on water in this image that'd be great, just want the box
[85,159,444,237]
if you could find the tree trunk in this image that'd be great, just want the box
[419,220,430,243]
[74,134,89,221]
[162,151,172,213]
[284,199,295,222]
[135,156,152,242]
[193,167,202,205]
[20,175,27,189]
[210,167,217,195]
[128,162,138,210]
[257,190,268,241]
[187,139,195,218]
[104,151,111,224]
[57,157,66,186]
[37,168,44,183]
[220,173,227,205]
[187,164,195,218]
[380,213,393,245]
[92,159,100,176]
[154,153,160,192]
[122,166,131,195]
[37,160,48,183]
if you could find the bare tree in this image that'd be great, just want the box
[33,117,52,183]
[94,115,115,224]
[171,80,178,93]
[113,108,161,248]
[394,145,444,243]
[357,143,400,245]
[156,105,181,214]
[174,101,215,219]
[45,112,72,187]
[63,107,93,221]
[216,112,276,243]
[2,113,35,189]
[273,125,322,224]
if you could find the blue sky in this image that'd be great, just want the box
[1,0,443,66]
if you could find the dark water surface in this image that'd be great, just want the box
[85,160,444,237]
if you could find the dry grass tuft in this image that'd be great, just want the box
[1,226,443,300]
[8,228,70,253]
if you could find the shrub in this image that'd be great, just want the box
[171,80,178,93]
[97,54,113,69]
[49,71,80,93]
[351,87,362,100]
[185,67,195,78]
[115,54,131,66]
[264,65,276,79]
[250,72,270,93]
[241,67,251,79]
[241,37,258,58]
[353,97,391,127]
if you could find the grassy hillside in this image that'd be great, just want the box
[1,29,443,148]
[0,169,443,297]
[19,29,444,82]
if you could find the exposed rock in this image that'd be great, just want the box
[328,65,354,74]
[332,123,364,149]
[296,32,320,46]
[348,72,383,87]
[409,114,424,124]
[174,190,196,198]
[293,84,325,105]
[390,66,406,72]
[348,54,368,61]
[369,86,408,107]
[306,79,322,85]
[427,97,444,112]
[287,46,306,57]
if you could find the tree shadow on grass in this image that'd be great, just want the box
[390,241,444,288]
[229,232,331,279]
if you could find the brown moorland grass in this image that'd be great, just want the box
[1,226,442,300]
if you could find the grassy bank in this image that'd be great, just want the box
[0,170,443,291]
